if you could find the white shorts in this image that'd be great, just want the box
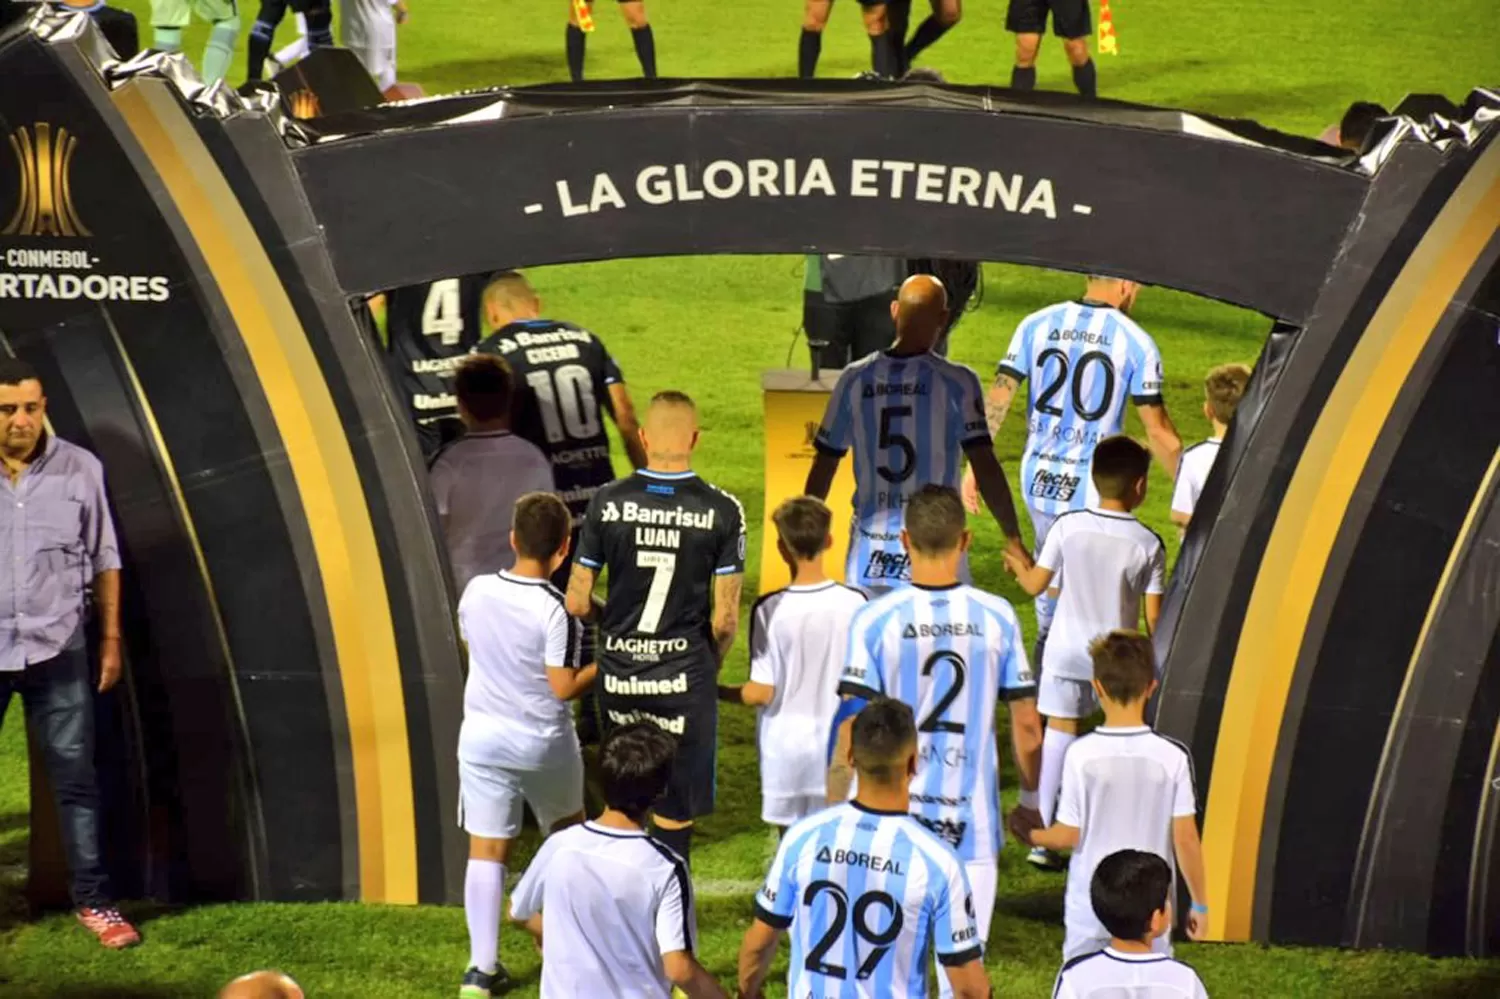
[762,793,826,829]
[938,857,996,998]
[458,747,583,840]
[1038,673,1098,720]
[345,41,396,91]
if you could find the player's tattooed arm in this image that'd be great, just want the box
[985,373,1020,437]
[826,712,856,804]
[565,563,599,622]
[712,573,743,665]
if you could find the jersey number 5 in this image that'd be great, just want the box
[877,406,916,483]
[635,550,677,634]
[803,881,904,980]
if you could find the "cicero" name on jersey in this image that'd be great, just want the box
[603,671,689,696]
[605,635,691,658]
[600,501,717,530]
[813,845,905,876]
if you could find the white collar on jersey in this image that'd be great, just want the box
[639,469,697,480]
[1102,947,1172,963]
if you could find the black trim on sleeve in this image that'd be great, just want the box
[1131,393,1165,406]
[753,901,794,930]
[996,364,1028,384]
[838,680,881,700]
[960,433,993,451]
[938,944,983,967]
[1001,684,1039,702]
[646,838,695,954]
[812,438,849,458]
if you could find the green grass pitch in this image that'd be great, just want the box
[1,0,1498,994]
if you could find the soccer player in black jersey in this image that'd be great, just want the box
[566,391,746,869]
[382,273,490,459]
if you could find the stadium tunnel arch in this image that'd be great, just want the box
[2,7,1498,956]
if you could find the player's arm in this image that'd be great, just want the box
[1031,821,1080,852]
[736,919,782,999]
[965,444,1027,557]
[931,857,990,999]
[1032,742,1082,851]
[1174,815,1209,939]
[564,563,599,621]
[606,382,649,470]
[712,572,743,664]
[718,681,774,706]
[566,494,607,621]
[944,960,992,999]
[1007,697,1043,795]
[827,706,858,803]
[805,368,855,499]
[1006,559,1053,597]
[547,662,597,700]
[961,359,1023,513]
[661,952,728,999]
[831,609,882,801]
[1137,401,1183,482]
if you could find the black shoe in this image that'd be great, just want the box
[460,963,511,998]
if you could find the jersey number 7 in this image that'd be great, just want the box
[635,550,677,633]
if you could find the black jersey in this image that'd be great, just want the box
[576,470,746,674]
[477,319,625,521]
[384,274,488,455]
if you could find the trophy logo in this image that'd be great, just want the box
[3,123,91,238]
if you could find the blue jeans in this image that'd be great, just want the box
[0,643,109,908]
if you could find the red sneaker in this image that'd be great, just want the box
[77,906,141,949]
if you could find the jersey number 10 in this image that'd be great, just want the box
[525,365,602,444]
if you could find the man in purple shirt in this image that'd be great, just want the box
[0,359,139,949]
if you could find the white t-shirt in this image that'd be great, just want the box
[429,430,555,595]
[457,571,582,767]
[510,821,696,999]
[340,0,397,46]
[749,581,867,803]
[1056,727,1198,954]
[1038,510,1167,682]
[1054,947,1209,999]
[1169,439,1222,522]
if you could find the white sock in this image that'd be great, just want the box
[1039,727,1077,828]
[464,859,505,974]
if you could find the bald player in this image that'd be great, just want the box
[807,274,1029,596]
[566,391,747,870]
[219,971,304,999]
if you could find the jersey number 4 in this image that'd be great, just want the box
[526,365,602,444]
[803,881,904,980]
[420,279,465,346]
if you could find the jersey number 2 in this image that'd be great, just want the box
[526,364,602,443]
[803,881,904,980]
[635,551,677,634]
[919,651,967,734]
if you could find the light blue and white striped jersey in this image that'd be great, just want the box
[754,801,983,999]
[838,585,1036,861]
[999,302,1165,518]
[815,351,990,593]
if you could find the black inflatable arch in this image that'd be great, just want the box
[3,9,1498,956]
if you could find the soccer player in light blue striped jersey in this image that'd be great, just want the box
[806,275,1029,597]
[961,277,1181,652]
[738,698,992,999]
[829,486,1043,994]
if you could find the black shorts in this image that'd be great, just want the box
[597,655,718,821]
[1006,0,1091,38]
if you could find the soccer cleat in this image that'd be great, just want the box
[76,906,141,949]
[459,964,511,998]
[1026,846,1066,872]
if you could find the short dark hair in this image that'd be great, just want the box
[1091,849,1173,943]
[454,354,513,423]
[903,484,965,555]
[851,698,916,783]
[1339,101,1389,151]
[600,723,677,822]
[650,389,696,410]
[1205,363,1252,426]
[773,496,832,561]
[1090,630,1157,704]
[1090,435,1151,501]
[0,358,41,389]
[512,492,572,560]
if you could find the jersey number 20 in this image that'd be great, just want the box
[803,881,904,980]
[1034,349,1117,422]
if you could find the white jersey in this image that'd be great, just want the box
[1169,439,1221,522]
[1054,948,1209,999]
[510,821,696,999]
[1000,302,1165,518]
[750,582,867,806]
[340,0,397,45]
[814,351,989,592]
[1057,727,1198,958]
[755,802,982,999]
[457,571,583,766]
[429,430,555,595]
[1037,510,1166,682]
[839,584,1035,862]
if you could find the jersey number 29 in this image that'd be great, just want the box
[803,881,904,980]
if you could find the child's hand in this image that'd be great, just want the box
[1007,805,1042,844]
[1187,907,1207,941]
[1001,550,1025,577]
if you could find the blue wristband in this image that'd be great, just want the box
[1190,903,1209,915]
